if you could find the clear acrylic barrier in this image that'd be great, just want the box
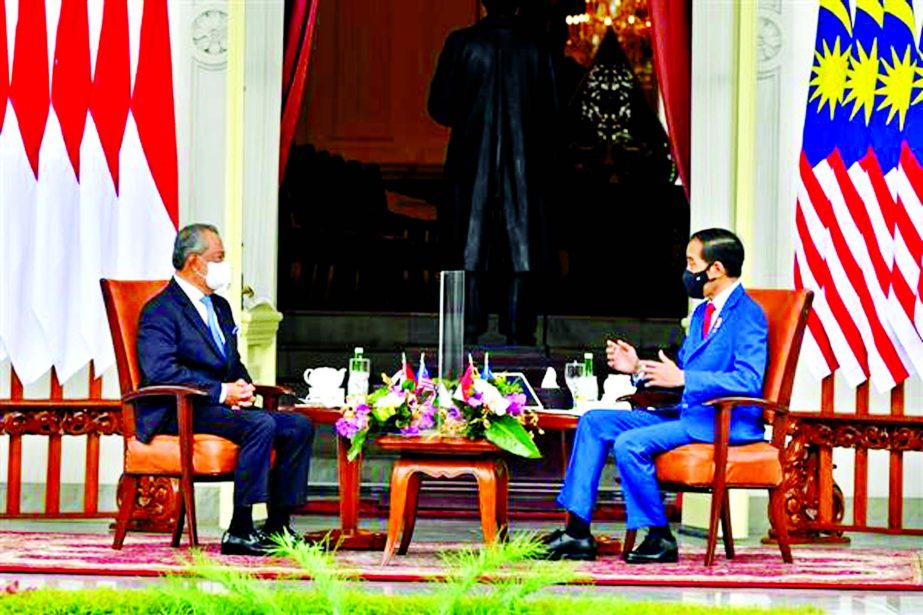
[438,271,465,382]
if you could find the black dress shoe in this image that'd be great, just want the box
[221,530,271,556]
[541,528,597,561]
[259,523,302,545]
[624,534,679,564]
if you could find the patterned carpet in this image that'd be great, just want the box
[0,531,920,590]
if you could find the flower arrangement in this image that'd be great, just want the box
[336,353,542,460]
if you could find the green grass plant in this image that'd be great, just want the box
[0,589,822,615]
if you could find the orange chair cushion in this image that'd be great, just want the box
[125,434,239,476]
[655,442,783,488]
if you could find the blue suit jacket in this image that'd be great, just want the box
[675,285,768,443]
[135,279,250,443]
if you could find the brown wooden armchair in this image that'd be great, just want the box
[101,279,289,549]
[621,288,812,566]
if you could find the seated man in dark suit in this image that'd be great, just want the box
[543,228,768,563]
[137,223,314,556]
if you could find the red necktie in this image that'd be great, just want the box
[703,302,716,339]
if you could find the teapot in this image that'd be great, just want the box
[303,366,346,391]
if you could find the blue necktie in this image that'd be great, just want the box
[200,295,226,358]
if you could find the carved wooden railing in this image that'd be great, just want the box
[775,377,923,543]
[0,366,119,518]
[0,366,180,531]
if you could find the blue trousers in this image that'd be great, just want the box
[556,409,697,530]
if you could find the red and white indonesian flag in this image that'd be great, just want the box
[0,0,177,385]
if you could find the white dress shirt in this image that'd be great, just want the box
[172,273,225,345]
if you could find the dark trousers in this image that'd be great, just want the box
[160,405,314,507]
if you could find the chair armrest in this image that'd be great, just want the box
[122,386,208,475]
[704,396,789,416]
[123,385,209,404]
[705,396,790,454]
[253,384,294,411]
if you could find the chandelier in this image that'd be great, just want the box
[563,0,653,93]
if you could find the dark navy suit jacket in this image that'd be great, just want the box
[135,278,250,443]
[676,284,768,443]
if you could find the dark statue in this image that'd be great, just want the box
[428,0,558,346]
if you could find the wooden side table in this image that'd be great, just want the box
[291,405,386,550]
[375,436,509,565]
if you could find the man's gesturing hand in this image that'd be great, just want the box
[607,339,641,375]
[639,351,685,388]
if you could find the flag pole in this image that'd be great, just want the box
[225,0,246,327]
[733,0,759,283]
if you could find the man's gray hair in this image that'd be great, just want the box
[172,223,219,270]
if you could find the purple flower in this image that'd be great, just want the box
[447,407,463,421]
[335,417,359,439]
[468,392,483,408]
[400,424,420,436]
[417,412,435,431]
[507,393,526,416]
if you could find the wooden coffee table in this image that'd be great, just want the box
[375,435,509,564]
[291,405,618,555]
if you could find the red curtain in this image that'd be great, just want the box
[649,0,691,198]
[279,0,320,184]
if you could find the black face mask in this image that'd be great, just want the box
[682,264,712,299]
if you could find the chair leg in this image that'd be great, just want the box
[768,487,793,563]
[171,492,186,548]
[178,473,198,547]
[382,461,414,565]
[704,487,725,566]
[720,490,735,560]
[496,462,509,542]
[473,463,498,545]
[622,529,637,561]
[112,475,138,550]
[398,473,422,555]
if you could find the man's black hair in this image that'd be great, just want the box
[690,228,745,278]
[483,0,520,16]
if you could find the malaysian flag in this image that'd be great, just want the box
[889,4,923,372]
[794,0,919,391]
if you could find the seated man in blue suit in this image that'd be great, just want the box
[544,228,767,563]
[137,223,314,556]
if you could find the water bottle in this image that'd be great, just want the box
[347,347,370,404]
[582,352,598,402]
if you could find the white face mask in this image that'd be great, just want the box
[203,260,232,291]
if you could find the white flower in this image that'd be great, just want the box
[473,379,511,416]
[438,383,455,408]
[376,391,406,409]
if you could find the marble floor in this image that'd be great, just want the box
[0,515,920,614]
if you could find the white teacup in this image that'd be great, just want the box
[308,386,345,406]
[303,366,346,390]
[602,374,636,405]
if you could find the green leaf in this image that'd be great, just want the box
[346,430,367,461]
[484,415,541,459]
[372,404,396,423]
